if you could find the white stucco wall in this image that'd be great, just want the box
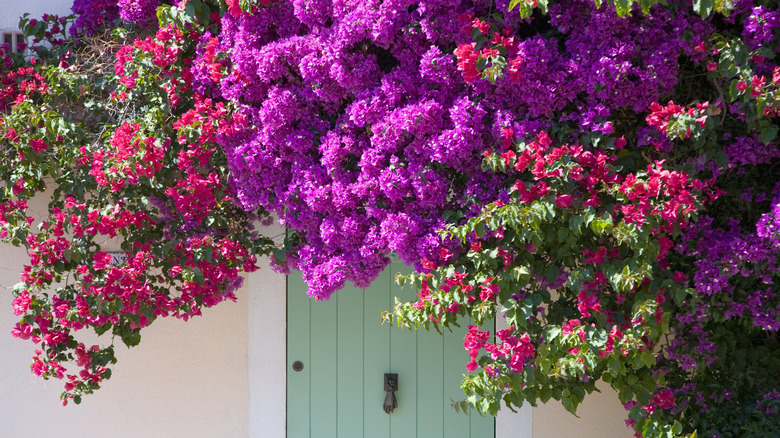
[534,382,633,438]
[248,227,287,438]
[0,0,72,32]
[0,227,255,437]
[0,187,254,437]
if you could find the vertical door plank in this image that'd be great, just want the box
[389,261,418,438]
[287,273,312,438]
[416,327,445,438]
[470,401,496,438]
[337,285,365,438]
[443,322,471,438]
[362,267,391,438]
[309,289,338,438]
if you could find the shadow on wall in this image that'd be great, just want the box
[535,381,634,438]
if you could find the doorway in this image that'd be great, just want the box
[286,261,495,438]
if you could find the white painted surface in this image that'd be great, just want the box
[534,380,634,438]
[0,185,285,437]
[248,224,287,438]
[0,0,72,31]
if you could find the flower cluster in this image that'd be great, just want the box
[118,0,161,24]
[0,67,48,111]
[83,122,165,191]
[389,1,779,437]
[209,0,718,303]
[1,4,275,405]
[70,0,120,36]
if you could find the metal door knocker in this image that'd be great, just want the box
[383,373,398,414]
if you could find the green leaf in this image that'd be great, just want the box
[714,0,734,15]
[614,0,632,16]
[608,358,621,375]
[184,1,197,18]
[546,326,562,342]
[539,386,552,403]
[672,287,688,305]
[693,0,713,17]
[561,389,578,414]
[569,215,584,235]
[513,265,531,282]
[591,218,607,235]
[475,221,486,238]
[192,267,205,285]
[544,264,558,283]
[760,124,778,144]
[757,95,768,118]
[122,329,141,347]
[94,322,112,336]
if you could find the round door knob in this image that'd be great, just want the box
[292,361,304,372]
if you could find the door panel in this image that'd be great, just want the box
[287,263,494,438]
[287,272,312,438]
[336,285,364,438]
[361,267,391,438]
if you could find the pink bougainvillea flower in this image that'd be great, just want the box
[577,290,602,317]
[555,194,573,208]
[421,258,437,270]
[225,0,241,18]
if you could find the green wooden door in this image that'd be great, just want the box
[287,262,495,438]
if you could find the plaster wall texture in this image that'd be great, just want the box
[534,382,634,438]
[496,307,631,438]
[247,225,287,438]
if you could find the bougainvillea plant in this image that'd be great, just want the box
[1,4,276,405]
[1,0,778,437]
